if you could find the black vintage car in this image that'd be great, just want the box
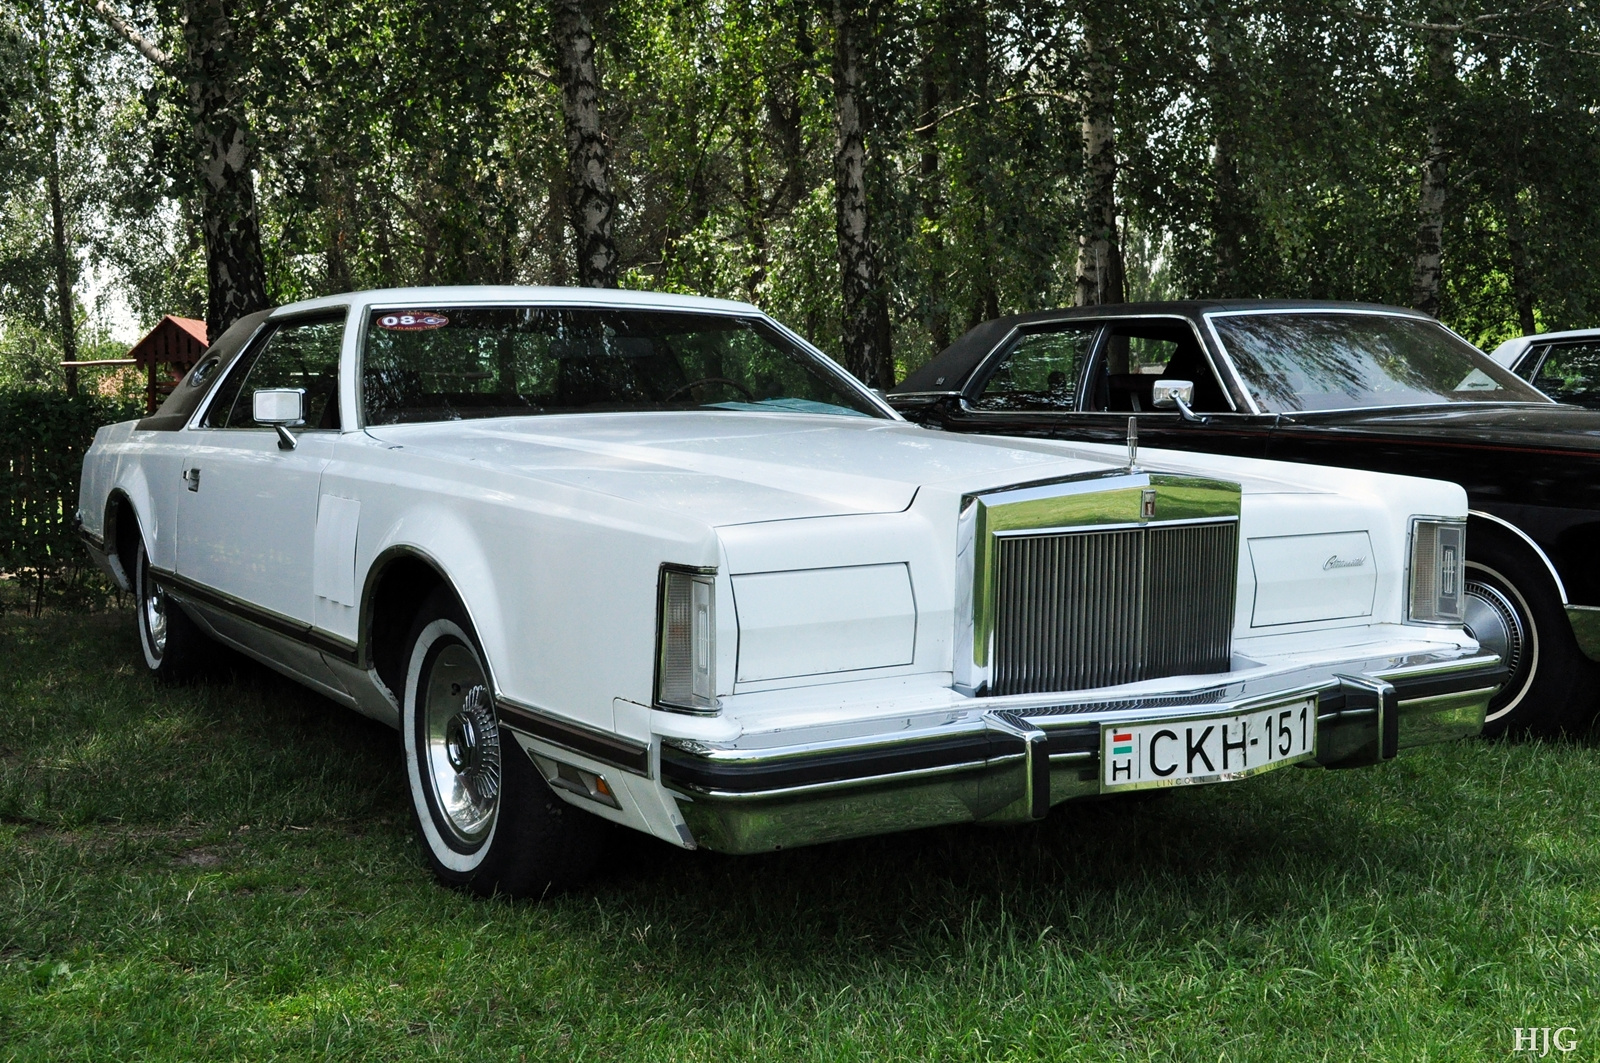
[890,300,1600,736]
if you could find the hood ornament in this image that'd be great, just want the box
[1127,416,1139,471]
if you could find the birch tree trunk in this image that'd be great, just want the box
[92,0,269,334]
[831,0,892,388]
[181,0,269,337]
[1411,31,1455,318]
[46,124,78,395]
[1075,7,1125,307]
[552,0,619,289]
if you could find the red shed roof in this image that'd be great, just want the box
[127,315,209,369]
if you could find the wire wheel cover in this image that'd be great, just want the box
[422,643,503,845]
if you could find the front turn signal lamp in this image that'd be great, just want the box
[656,565,717,713]
[1408,518,1466,625]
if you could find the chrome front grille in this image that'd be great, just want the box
[988,520,1239,695]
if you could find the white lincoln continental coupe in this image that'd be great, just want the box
[78,287,1502,896]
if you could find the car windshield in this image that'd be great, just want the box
[361,306,883,425]
[1209,311,1549,413]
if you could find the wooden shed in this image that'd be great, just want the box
[61,315,210,412]
[130,316,209,412]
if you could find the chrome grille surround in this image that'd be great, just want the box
[955,470,1242,696]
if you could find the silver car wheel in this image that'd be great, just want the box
[142,577,169,659]
[421,643,503,846]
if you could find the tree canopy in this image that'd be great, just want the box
[3,0,1599,385]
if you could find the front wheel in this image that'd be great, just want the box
[401,588,606,898]
[1466,540,1595,737]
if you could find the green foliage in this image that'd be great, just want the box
[8,0,1600,392]
[0,387,139,614]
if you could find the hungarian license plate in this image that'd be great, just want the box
[1101,694,1318,792]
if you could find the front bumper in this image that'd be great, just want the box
[661,650,1503,854]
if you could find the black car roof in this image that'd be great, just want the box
[892,299,1433,394]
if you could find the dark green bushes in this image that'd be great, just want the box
[0,389,139,614]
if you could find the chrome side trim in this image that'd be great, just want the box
[1566,605,1600,662]
[494,694,651,777]
[150,568,359,662]
[1468,510,1568,603]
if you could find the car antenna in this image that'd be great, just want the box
[1127,415,1139,471]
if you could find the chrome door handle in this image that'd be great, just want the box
[183,467,201,492]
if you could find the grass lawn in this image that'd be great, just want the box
[2,607,1598,1061]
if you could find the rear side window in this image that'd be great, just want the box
[1532,342,1600,409]
[205,317,345,429]
[973,326,1099,411]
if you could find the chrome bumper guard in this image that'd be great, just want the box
[662,652,1503,854]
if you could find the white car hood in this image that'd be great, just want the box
[364,412,1224,526]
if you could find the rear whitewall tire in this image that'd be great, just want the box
[133,540,208,682]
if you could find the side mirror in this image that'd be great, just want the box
[1150,380,1194,410]
[252,388,305,425]
[252,388,305,450]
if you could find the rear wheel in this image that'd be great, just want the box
[134,540,208,682]
[1467,531,1595,737]
[401,588,606,898]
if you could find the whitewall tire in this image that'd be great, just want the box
[400,587,607,897]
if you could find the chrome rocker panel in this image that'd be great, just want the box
[662,650,1502,854]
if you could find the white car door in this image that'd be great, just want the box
[177,314,345,629]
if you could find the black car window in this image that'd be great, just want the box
[1532,342,1600,409]
[1084,321,1232,413]
[360,306,882,424]
[973,326,1099,411]
[1210,312,1547,413]
[205,317,345,429]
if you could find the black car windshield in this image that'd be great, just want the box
[1209,311,1549,413]
[361,306,883,425]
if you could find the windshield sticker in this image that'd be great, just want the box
[1457,368,1499,390]
[376,312,449,331]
